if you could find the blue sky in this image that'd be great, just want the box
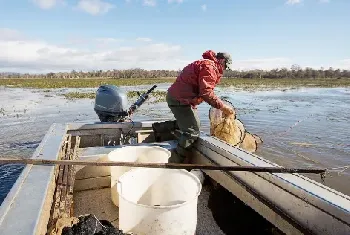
[0,0,349,73]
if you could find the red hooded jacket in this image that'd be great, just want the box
[167,50,224,109]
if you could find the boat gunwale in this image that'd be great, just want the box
[194,136,350,235]
[198,135,350,215]
[0,123,58,225]
[0,123,69,235]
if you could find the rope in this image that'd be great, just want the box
[276,113,316,136]
[325,165,350,176]
[288,147,321,165]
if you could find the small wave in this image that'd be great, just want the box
[8,141,40,150]
[0,164,25,204]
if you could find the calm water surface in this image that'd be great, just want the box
[0,85,349,204]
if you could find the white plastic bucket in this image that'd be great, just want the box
[108,146,171,206]
[190,169,205,184]
[117,168,202,235]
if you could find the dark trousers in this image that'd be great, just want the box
[166,92,200,163]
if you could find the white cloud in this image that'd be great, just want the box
[201,4,207,12]
[136,37,152,42]
[95,38,124,44]
[62,36,123,47]
[0,28,23,41]
[329,59,350,70]
[77,0,115,15]
[168,0,184,3]
[339,59,350,65]
[232,58,293,71]
[32,0,62,9]
[143,0,156,6]
[286,0,302,5]
[0,28,187,73]
[2,28,348,73]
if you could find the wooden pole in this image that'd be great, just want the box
[0,158,326,174]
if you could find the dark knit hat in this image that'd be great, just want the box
[216,52,232,70]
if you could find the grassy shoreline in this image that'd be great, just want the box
[0,78,174,89]
[63,90,167,102]
[1,78,350,89]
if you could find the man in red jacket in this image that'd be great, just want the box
[166,50,234,163]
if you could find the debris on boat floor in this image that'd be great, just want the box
[209,100,263,153]
[49,216,79,235]
[60,214,132,235]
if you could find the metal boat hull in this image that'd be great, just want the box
[0,121,349,235]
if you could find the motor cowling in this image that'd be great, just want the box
[94,85,129,122]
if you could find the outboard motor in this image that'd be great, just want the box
[94,84,157,122]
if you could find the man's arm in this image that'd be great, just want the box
[198,63,224,109]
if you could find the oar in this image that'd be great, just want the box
[0,158,326,174]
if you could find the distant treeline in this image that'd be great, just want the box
[1,65,350,79]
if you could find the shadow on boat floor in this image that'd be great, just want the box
[207,182,284,235]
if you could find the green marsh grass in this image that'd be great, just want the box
[218,78,350,88]
[63,90,167,102]
[0,78,175,89]
[63,92,96,100]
